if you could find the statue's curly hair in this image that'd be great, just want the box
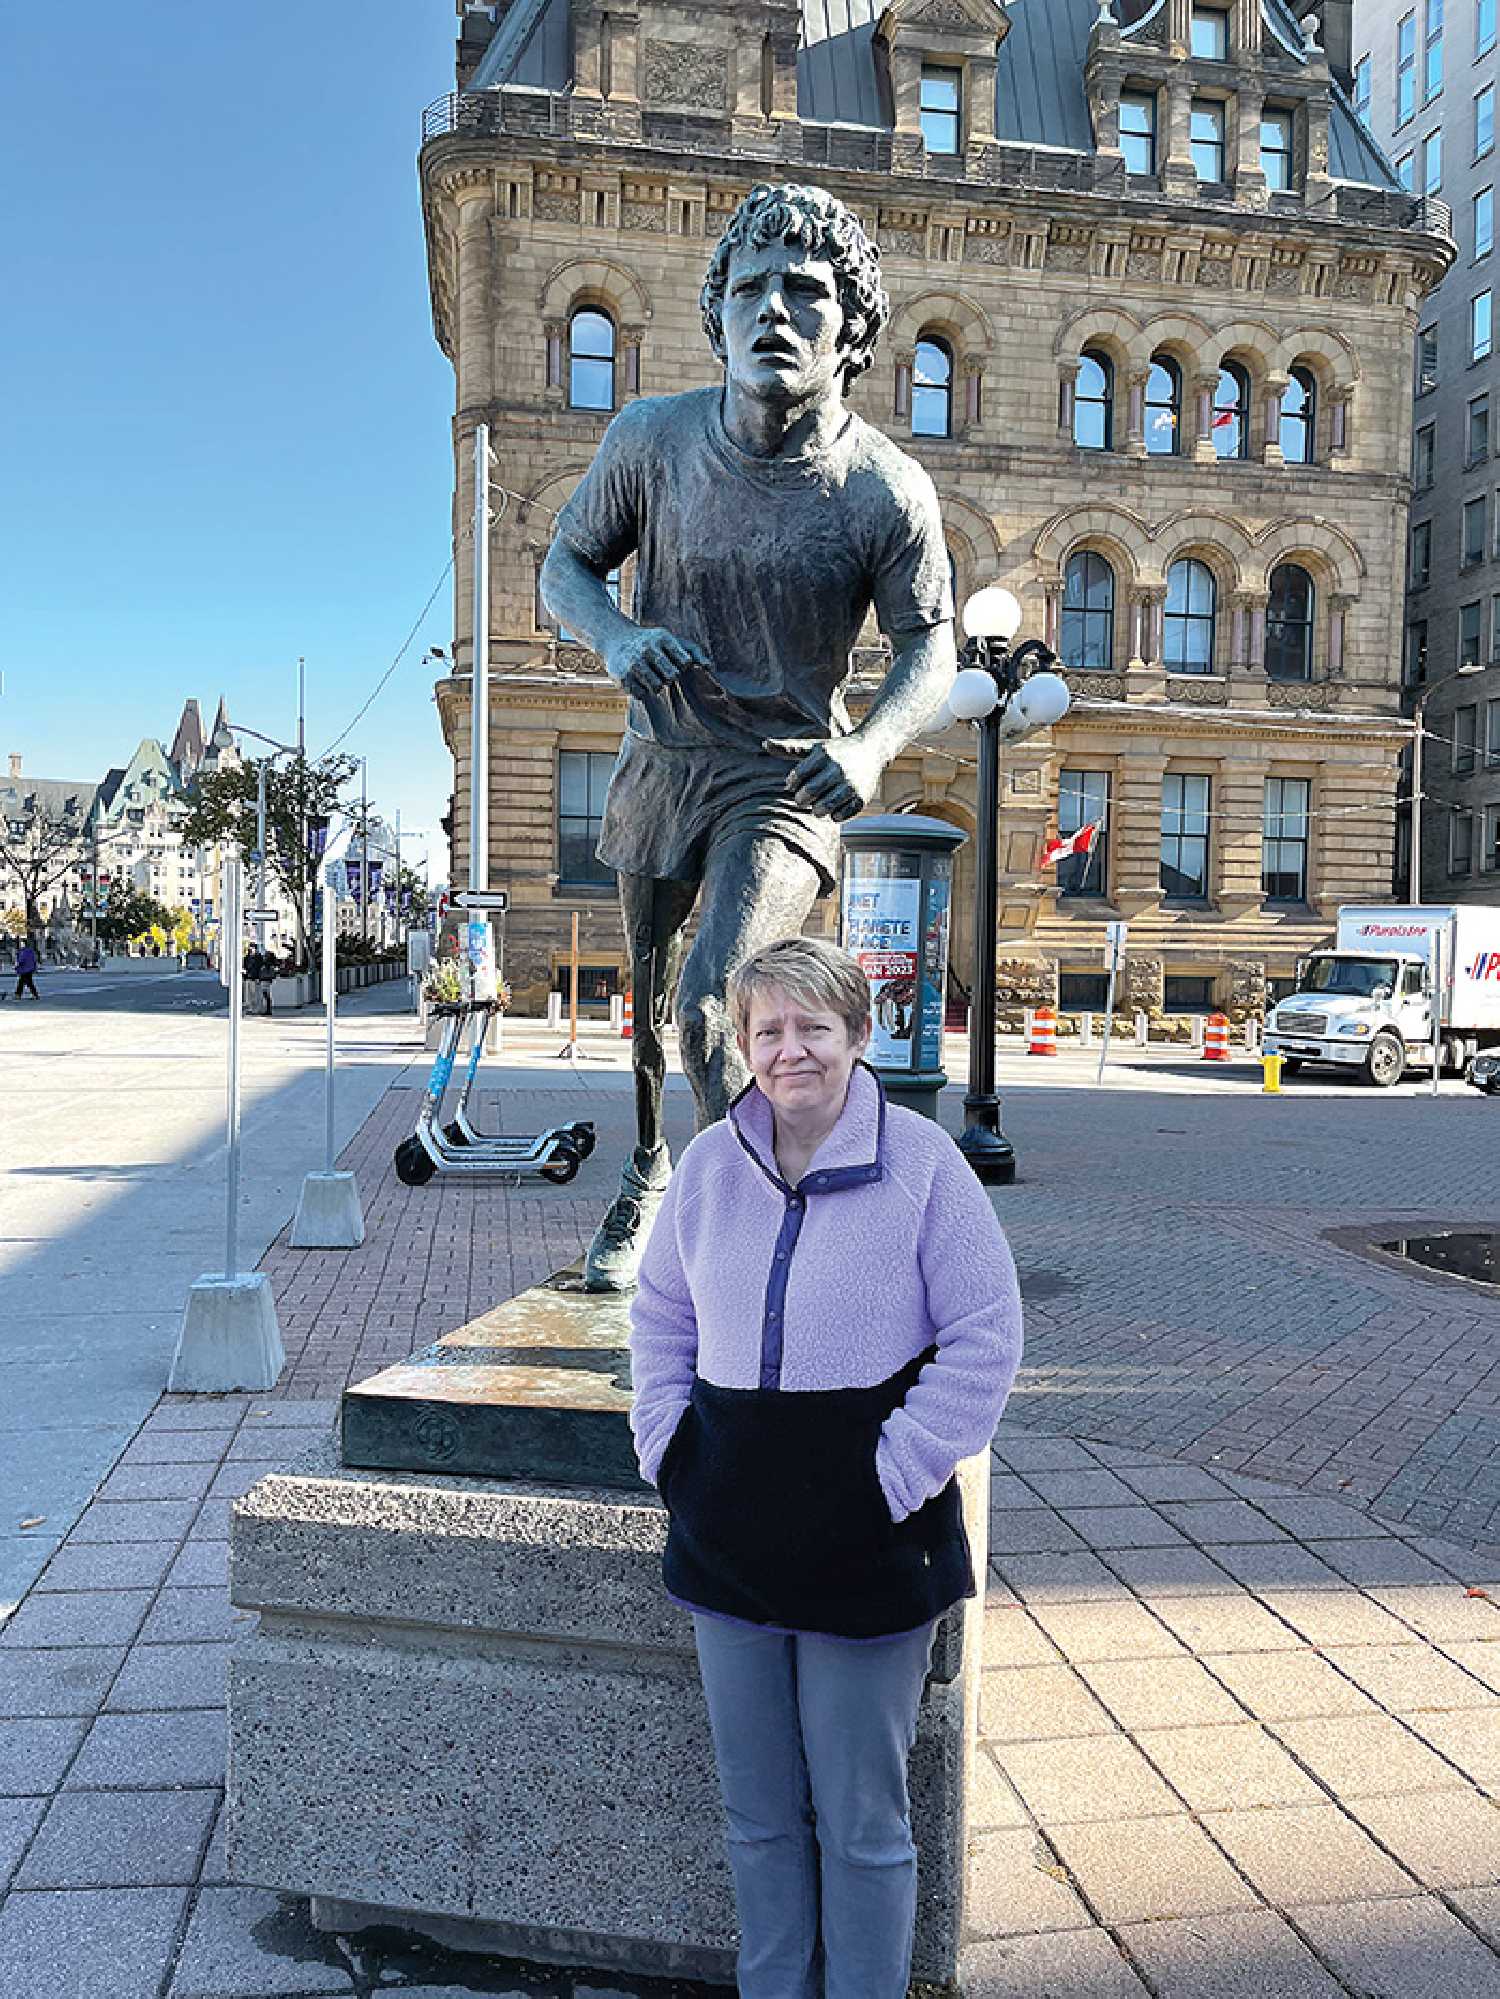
[700,183,890,385]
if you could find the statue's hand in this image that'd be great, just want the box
[783,736,884,822]
[603,626,708,699]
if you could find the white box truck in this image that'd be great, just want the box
[1262,904,1500,1088]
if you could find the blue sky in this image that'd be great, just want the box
[3,2,461,879]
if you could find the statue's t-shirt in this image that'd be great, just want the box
[553,386,953,759]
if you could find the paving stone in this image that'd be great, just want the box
[1056,1505,1188,1550]
[168,1884,380,1996]
[1205,1542,1349,1591]
[0,1645,124,1719]
[1076,1656,1245,1732]
[99,1463,220,1504]
[1101,1544,1240,1596]
[0,1796,46,1890]
[1258,1589,1418,1649]
[1027,1599,1186,1664]
[120,1430,232,1467]
[1307,1537,1459,1588]
[994,1437,1099,1474]
[990,1552,1134,1605]
[1401,1706,1500,1785]
[1202,1647,1378,1722]
[0,1716,87,1795]
[997,1734,1180,1825]
[1049,1815,1256,1925]
[0,1886,189,1999]
[1271,1713,1459,1797]
[1350,1787,1500,1889]
[67,1498,202,1543]
[1368,1583,1500,1643]
[140,1586,249,1645]
[1451,1883,1500,1951]
[1116,1907,1346,1997]
[1149,1592,1303,1654]
[107,1641,230,1713]
[17,1787,219,1888]
[979,1664,1116,1743]
[1322,1640,1500,1713]
[1251,1495,1386,1540]
[1295,1892,1500,1998]
[1141,1722,1326,1811]
[1020,1469,1141,1510]
[987,1510,1088,1557]
[964,1827,1093,1937]
[1202,1802,1416,1906]
[971,1745,1032,1831]
[1439,1638,1500,1692]
[0,1589,153,1650]
[982,1598,1062,1669]
[960,1927,1151,1997]
[1157,1500,1290,1545]
[32,1542,178,1594]
[165,1540,230,1589]
[989,1474,1042,1510]
[67,1708,226,1791]
[1115,1464,1239,1503]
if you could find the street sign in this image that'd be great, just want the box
[1104,921,1129,972]
[244,908,279,922]
[454,890,509,913]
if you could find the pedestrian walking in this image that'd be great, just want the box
[242,944,270,1016]
[629,937,1023,1999]
[14,939,41,1001]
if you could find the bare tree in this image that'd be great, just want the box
[0,789,91,933]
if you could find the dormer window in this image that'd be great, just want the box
[1262,109,1294,191]
[1190,100,1226,183]
[1190,7,1229,59]
[1120,91,1157,175]
[920,66,961,155]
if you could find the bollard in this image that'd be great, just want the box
[609,993,624,1032]
[546,991,563,1029]
[1190,1015,1206,1052]
[1261,1052,1284,1095]
[1134,1011,1149,1048]
[1079,1011,1094,1049]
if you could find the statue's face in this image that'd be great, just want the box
[720,240,851,408]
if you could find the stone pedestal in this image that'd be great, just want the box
[290,1171,366,1250]
[169,1273,284,1392]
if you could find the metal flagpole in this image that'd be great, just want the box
[324,862,337,1172]
[224,857,243,1280]
[1431,926,1444,1099]
[471,425,490,901]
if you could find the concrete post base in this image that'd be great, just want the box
[289,1171,366,1249]
[227,1435,989,1994]
[168,1272,285,1392]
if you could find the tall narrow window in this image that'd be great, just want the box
[1478,83,1496,157]
[1057,771,1110,897]
[1263,778,1311,903]
[1397,151,1416,189]
[1397,12,1416,125]
[1407,620,1430,686]
[1190,99,1226,181]
[1415,422,1436,483]
[1482,0,1498,58]
[1486,694,1500,762]
[1145,355,1182,454]
[1450,809,1475,875]
[1467,496,1489,566]
[558,750,617,887]
[1424,0,1444,103]
[1190,7,1229,58]
[1354,54,1372,119]
[1412,518,1432,587]
[1266,564,1315,680]
[1418,327,1439,393]
[1454,704,1479,773]
[1074,350,1114,450]
[1212,363,1250,459]
[1488,805,1500,871]
[760,34,774,117]
[1478,189,1495,262]
[1262,110,1294,191]
[1424,127,1443,193]
[1474,290,1493,361]
[912,337,952,438]
[1462,600,1484,669]
[568,309,616,410]
[1161,775,1212,900]
[1280,367,1316,463]
[1119,91,1157,174]
[1165,559,1218,674]
[919,66,961,154]
[1061,552,1115,671]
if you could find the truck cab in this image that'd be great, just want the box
[1265,950,1430,1087]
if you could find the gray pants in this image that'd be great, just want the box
[692,1612,936,1999]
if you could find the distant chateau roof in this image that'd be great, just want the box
[169,699,206,778]
[0,773,98,827]
[470,0,1397,190]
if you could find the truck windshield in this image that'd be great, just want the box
[1302,957,1402,998]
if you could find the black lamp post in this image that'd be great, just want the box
[946,587,1071,1184]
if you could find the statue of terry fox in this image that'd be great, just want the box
[541,183,957,1290]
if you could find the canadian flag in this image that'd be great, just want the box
[1040,822,1100,868]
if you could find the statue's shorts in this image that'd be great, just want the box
[596,732,838,894]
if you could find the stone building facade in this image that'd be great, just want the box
[1354,0,1500,902]
[422,0,1451,1015]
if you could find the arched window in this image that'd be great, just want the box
[1279,366,1316,465]
[1145,355,1182,455]
[1164,559,1218,674]
[1074,349,1113,450]
[1266,563,1315,680]
[569,309,616,410]
[1061,552,1116,671]
[1212,362,1251,460]
[913,336,953,438]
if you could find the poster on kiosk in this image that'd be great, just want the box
[845,870,922,1069]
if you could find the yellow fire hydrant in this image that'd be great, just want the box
[1262,1052,1284,1094]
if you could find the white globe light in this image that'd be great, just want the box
[924,690,957,735]
[1015,672,1072,732]
[962,586,1024,643]
[946,667,1001,722]
[994,702,1033,743]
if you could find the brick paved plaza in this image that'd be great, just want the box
[4,1012,1500,1997]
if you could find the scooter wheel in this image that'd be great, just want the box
[443,1120,469,1147]
[568,1122,597,1160]
[540,1140,582,1185]
[394,1138,436,1186]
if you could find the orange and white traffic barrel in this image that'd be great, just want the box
[621,990,634,1040]
[1028,1005,1059,1056]
[1203,1012,1231,1062]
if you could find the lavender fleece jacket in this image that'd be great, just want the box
[629,1062,1024,1523]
